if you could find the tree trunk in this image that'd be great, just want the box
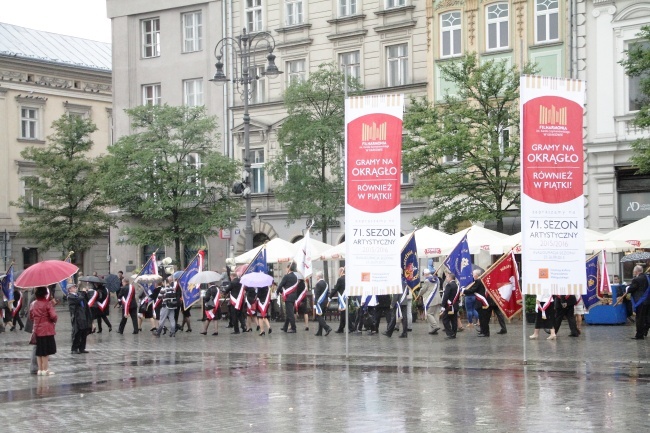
[321,222,329,283]
[175,238,182,268]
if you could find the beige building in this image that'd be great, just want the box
[106,0,429,274]
[0,23,113,274]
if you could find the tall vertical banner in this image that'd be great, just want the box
[520,76,586,297]
[345,95,403,296]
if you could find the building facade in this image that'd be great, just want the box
[0,23,113,274]
[107,0,430,274]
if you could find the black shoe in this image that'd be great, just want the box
[268,328,272,334]
[232,331,240,334]
[382,332,391,338]
[169,332,176,337]
[445,335,457,339]
[186,329,192,333]
[163,327,168,335]
[325,328,332,336]
[80,350,89,353]
[569,333,580,337]
[335,329,344,334]
[256,326,260,331]
[305,327,309,331]
[497,329,507,335]
[259,331,266,336]
[10,327,15,331]
[212,332,218,336]
[226,325,233,328]
[315,333,322,336]
[478,334,490,337]
[117,331,123,334]
[281,328,288,332]
[398,334,407,338]
[71,349,81,354]
[97,329,102,334]
[631,336,644,340]
[429,327,440,335]
[407,329,412,332]
[287,329,296,333]
[200,332,207,335]
[132,331,139,334]
[544,328,551,334]
[108,327,112,332]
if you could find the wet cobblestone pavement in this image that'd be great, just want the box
[1,306,649,432]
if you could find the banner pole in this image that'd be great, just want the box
[345,296,349,359]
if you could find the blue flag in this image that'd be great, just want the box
[2,265,14,302]
[583,254,600,311]
[401,232,421,293]
[443,234,473,290]
[138,252,158,297]
[244,247,267,276]
[179,251,204,309]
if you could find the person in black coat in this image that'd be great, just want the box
[441,272,459,339]
[313,271,332,336]
[622,265,650,339]
[68,284,90,354]
[465,270,491,337]
[333,267,347,333]
[94,284,112,333]
[117,278,138,334]
[224,273,247,333]
[277,263,299,333]
[9,288,25,331]
[554,295,580,337]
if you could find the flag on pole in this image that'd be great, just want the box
[244,246,267,276]
[397,232,420,318]
[480,251,523,320]
[293,229,313,279]
[598,250,610,297]
[2,265,14,302]
[138,252,159,297]
[59,255,73,296]
[443,234,473,290]
[179,251,204,309]
[583,253,601,311]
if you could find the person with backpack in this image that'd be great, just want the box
[154,281,180,337]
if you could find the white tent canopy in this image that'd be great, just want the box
[439,225,510,255]
[604,216,650,249]
[277,237,333,263]
[502,228,636,254]
[399,227,453,257]
[319,242,345,261]
[234,238,298,264]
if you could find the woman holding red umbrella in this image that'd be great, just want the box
[30,286,58,375]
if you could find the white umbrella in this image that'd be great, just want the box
[399,226,453,257]
[234,238,299,264]
[604,216,650,249]
[280,236,333,263]
[440,225,510,255]
[319,242,346,260]
[189,271,223,285]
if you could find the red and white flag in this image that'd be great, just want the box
[598,250,611,297]
[480,251,523,320]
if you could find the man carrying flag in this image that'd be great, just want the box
[313,270,332,336]
[440,272,460,339]
[479,251,522,336]
[384,233,420,338]
[2,265,15,331]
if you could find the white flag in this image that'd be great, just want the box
[294,229,313,278]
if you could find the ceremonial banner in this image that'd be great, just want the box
[293,229,313,279]
[345,94,403,296]
[1,264,14,302]
[481,251,523,320]
[397,233,420,318]
[520,76,586,297]
[179,250,204,309]
[138,252,159,297]
[583,253,600,311]
[245,247,267,276]
[443,235,473,290]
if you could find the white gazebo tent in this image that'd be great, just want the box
[234,238,299,264]
[604,216,650,249]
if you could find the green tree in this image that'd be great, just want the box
[403,54,536,232]
[99,105,241,266]
[621,26,650,173]
[267,63,363,243]
[11,114,113,258]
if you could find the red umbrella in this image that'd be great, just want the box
[14,260,79,288]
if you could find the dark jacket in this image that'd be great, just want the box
[118,284,137,311]
[441,280,459,312]
[68,292,90,331]
[314,280,329,305]
[225,277,242,299]
[627,274,650,304]
[277,272,299,302]
[30,298,57,337]
[333,275,345,296]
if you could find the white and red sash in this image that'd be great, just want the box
[294,288,308,311]
[87,290,99,308]
[230,287,245,310]
[206,293,221,321]
[282,281,299,301]
[97,291,109,312]
[257,293,270,318]
[536,296,554,320]
[475,292,489,308]
[123,284,134,318]
[12,295,23,318]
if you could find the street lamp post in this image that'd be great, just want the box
[210,28,282,251]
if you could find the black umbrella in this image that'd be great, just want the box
[621,252,650,263]
[79,275,106,284]
[104,274,121,293]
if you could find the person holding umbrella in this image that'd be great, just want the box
[30,286,58,375]
[68,284,90,354]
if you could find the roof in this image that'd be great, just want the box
[0,22,111,72]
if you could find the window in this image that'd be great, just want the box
[535,0,559,43]
[249,66,266,104]
[183,79,204,107]
[340,0,356,17]
[386,0,406,8]
[499,127,511,154]
[387,44,408,86]
[486,3,509,51]
[142,84,162,106]
[182,11,203,53]
[246,0,263,32]
[286,59,306,85]
[250,149,266,193]
[443,153,460,164]
[401,171,411,185]
[285,0,303,26]
[340,51,360,80]
[23,176,40,208]
[441,11,461,57]
[142,18,160,58]
[20,107,39,139]
[628,41,650,112]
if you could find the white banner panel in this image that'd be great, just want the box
[345,95,404,296]
[520,76,586,297]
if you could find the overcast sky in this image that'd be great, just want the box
[2,0,111,43]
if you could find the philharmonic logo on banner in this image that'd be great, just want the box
[345,94,404,296]
[520,76,587,297]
